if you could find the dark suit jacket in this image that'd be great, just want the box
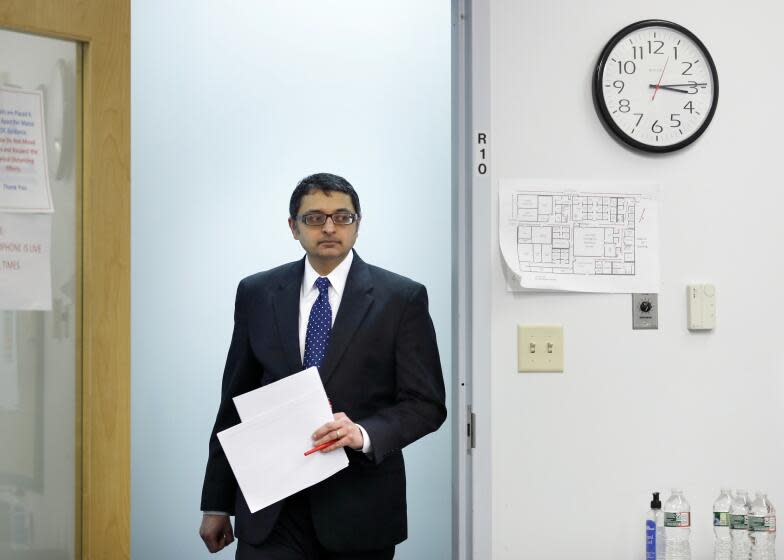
[201,251,447,552]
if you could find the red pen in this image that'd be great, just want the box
[304,441,332,456]
[305,400,335,456]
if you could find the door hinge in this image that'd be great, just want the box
[467,405,476,449]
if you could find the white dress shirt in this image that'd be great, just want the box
[300,251,372,454]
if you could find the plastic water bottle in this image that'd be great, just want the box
[715,488,733,560]
[731,490,752,560]
[750,493,776,560]
[664,489,691,560]
[648,492,664,560]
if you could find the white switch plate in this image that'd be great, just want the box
[517,325,564,373]
[687,283,716,330]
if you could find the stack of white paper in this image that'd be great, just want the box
[217,367,348,513]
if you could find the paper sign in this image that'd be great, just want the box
[0,87,53,213]
[0,213,52,310]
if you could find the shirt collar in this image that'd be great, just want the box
[302,250,353,298]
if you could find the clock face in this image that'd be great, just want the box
[594,20,719,153]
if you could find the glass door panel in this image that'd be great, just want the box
[0,28,78,560]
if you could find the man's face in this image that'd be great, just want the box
[288,190,359,269]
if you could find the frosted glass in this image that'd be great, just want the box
[0,28,78,560]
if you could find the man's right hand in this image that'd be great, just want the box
[199,514,234,553]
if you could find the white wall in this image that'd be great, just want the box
[478,1,784,558]
[131,2,452,559]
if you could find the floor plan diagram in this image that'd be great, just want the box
[514,192,636,276]
[500,181,659,293]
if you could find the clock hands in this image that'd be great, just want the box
[651,57,670,101]
[648,83,708,94]
[648,84,690,94]
[654,83,708,87]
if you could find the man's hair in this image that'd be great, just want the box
[289,173,361,219]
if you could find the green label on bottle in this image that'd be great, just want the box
[664,512,691,528]
[730,514,749,530]
[749,515,776,532]
[714,512,730,527]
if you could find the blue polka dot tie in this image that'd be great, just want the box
[303,277,332,369]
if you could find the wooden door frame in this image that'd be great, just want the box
[0,1,130,558]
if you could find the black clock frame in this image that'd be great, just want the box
[592,19,719,153]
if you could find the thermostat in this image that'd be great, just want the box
[687,284,716,330]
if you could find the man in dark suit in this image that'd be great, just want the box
[199,173,447,559]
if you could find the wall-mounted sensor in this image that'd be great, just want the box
[687,284,716,330]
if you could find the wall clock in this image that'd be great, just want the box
[593,20,719,153]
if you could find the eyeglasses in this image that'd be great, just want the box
[297,212,359,226]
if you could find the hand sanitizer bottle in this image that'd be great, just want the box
[648,492,664,560]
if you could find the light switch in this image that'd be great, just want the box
[687,283,716,330]
[517,325,563,373]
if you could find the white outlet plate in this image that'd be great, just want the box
[517,325,564,373]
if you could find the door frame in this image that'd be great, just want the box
[452,1,473,559]
[0,2,130,558]
[453,0,492,558]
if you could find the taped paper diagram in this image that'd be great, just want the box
[499,180,660,293]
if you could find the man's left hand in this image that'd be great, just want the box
[312,412,364,452]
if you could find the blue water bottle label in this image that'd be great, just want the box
[646,519,656,560]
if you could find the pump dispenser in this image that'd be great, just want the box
[648,492,664,560]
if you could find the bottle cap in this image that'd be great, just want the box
[651,492,661,509]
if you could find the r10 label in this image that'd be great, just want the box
[474,132,487,176]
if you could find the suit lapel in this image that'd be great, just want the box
[272,258,305,374]
[319,253,374,385]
